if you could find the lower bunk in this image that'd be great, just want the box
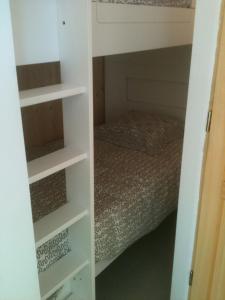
[29,111,183,278]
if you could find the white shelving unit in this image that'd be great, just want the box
[39,216,91,299]
[20,84,86,108]
[39,257,89,300]
[34,203,88,248]
[28,148,87,184]
[9,1,95,300]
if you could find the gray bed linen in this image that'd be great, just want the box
[92,0,192,8]
[31,113,183,269]
[95,137,182,262]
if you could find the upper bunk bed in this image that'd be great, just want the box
[92,0,196,57]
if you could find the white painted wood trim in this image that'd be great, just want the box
[96,3,194,23]
[28,148,87,184]
[171,0,223,299]
[39,256,89,300]
[20,84,86,107]
[0,1,41,299]
[34,204,89,248]
[92,2,195,57]
[56,0,95,297]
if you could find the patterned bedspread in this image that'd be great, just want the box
[92,0,192,8]
[95,138,182,262]
[30,112,183,271]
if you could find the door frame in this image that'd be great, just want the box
[188,1,225,298]
[171,0,224,299]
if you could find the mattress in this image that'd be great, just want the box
[95,132,182,261]
[29,112,183,271]
[92,0,192,8]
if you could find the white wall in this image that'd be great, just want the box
[105,46,192,121]
[10,0,59,65]
[171,0,222,299]
[0,1,40,299]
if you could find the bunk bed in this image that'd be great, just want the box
[92,0,195,57]
[9,0,194,298]
[31,112,184,277]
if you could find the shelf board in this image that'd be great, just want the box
[28,147,87,184]
[34,203,88,248]
[39,252,89,300]
[20,83,86,107]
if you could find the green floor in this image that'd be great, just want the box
[96,212,177,300]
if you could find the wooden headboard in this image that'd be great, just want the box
[105,46,192,122]
[126,77,188,119]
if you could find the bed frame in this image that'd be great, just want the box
[92,2,195,57]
